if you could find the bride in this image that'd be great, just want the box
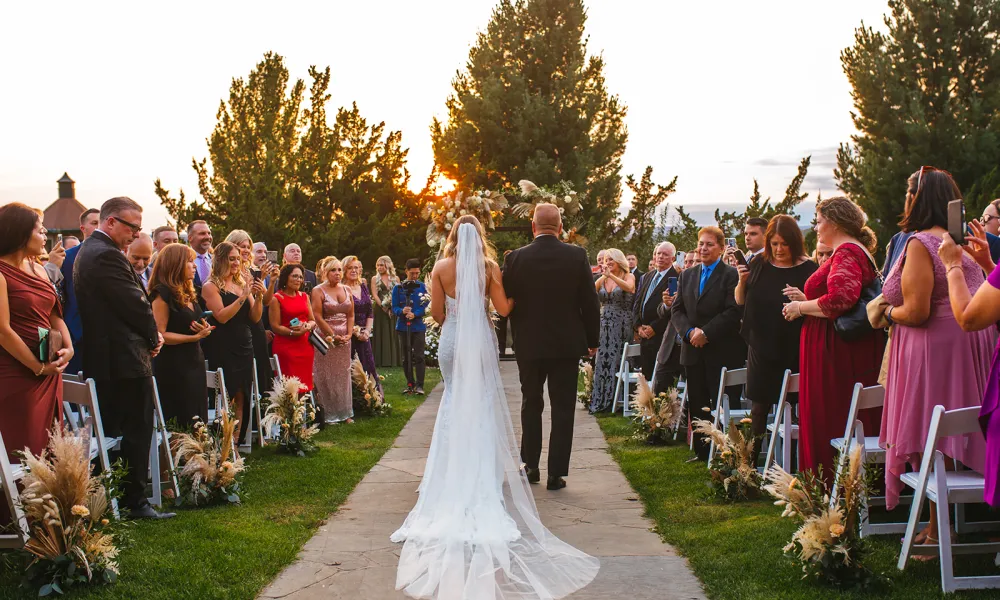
[391,215,599,599]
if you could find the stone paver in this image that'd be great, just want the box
[260,362,705,600]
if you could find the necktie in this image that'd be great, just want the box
[699,266,711,295]
[198,254,210,281]
[643,271,663,307]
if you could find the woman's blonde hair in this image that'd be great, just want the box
[341,255,361,283]
[316,255,336,279]
[210,241,245,289]
[604,248,629,274]
[224,229,254,269]
[376,255,399,284]
[442,215,497,263]
[816,197,877,252]
[148,243,198,307]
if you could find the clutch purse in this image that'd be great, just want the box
[309,329,330,355]
[37,327,63,363]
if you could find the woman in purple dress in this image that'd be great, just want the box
[343,255,381,392]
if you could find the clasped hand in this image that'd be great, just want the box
[689,328,708,348]
[637,324,655,339]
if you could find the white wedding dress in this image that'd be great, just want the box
[391,223,599,599]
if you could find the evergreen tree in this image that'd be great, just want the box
[620,166,677,258]
[836,0,1000,250]
[663,206,701,255]
[432,0,628,246]
[715,156,811,241]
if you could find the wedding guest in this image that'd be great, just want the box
[313,257,354,424]
[283,243,318,292]
[149,243,212,424]
[75,197,171,519]
[42,238,66,289]
[392,259,428,395]
[0,204,73,526]
[62,235,80,249]
[187,220,213,288]
[627,253,643,280]
[269,263,317,394]
[814,241,833,268]
[253,241,277,337]
[683,250,697,270]
[782,197,885,481]
[632,242,677,380]
[735,215,816,444]
[344,255,381,391]
[151,225,178,252]
[589,248,635,412]
[126,233,153,289]
[202,241,265,441]
[744,217,768,261]
[227,230,278,397]
[371,255,401,368]
[592,249,607,281]
[61,207,99,375]
[877,169,994,549]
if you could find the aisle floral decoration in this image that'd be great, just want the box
[169,411,245,506]
[577,360,593,407]
[630,375,682,444]
[764,445,877,587]
[510,180,587,245]
[260,376,319,456]
[16,424,121,595]
[692,416,762,500]
[423,314,441,367]
[351,356,391,417]
[423,189,508,248]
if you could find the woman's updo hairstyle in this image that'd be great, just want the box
[816,196,877,253]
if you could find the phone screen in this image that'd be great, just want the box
[734,250,748,267]
[726,238,737,249]
[948,199,966,246]
[200,310,213,320]
[667,277,678,296]
[252,269,262,281]
[266,250,279,263]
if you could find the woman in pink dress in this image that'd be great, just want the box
[312,258,355,424]
[269,264,317,393]
[876,168,995,548]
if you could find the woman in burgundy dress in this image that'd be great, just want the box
[782,197,886,481]
[0,203,73,524]
[269,263,317,393]
[343,256,381,392]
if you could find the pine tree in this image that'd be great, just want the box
[664,206,701,255]
[432,0,628,246]
[714,156,811,240]
[837,0,1000,249]
[621,166,677,258]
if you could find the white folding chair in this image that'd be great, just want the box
[674,376,688,443]
[61,376,120,519]
[0,429,29,548]
[764,371,800,474]
[707,367,749,466]
[206,367,230,422]
[611,342,643,416]
[249,365,267,448]
[148,378,180,507]
[898,405,1000,593]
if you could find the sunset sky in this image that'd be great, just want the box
[0,0,889,229]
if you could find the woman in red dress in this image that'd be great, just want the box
[782,197,886,481]
[0,203,73,524]
[269,263,317,392]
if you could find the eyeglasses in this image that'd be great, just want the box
[113,215,142,233]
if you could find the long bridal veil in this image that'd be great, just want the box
[391,223,599,599]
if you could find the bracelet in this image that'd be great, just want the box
[947,265,963,275]
[35,364,45,376]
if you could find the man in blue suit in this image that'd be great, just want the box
[62,207,100,375]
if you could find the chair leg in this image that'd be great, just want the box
[898,465,930,570]
[934,462,955,593]
[148,429,161,507]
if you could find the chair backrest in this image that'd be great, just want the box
[841,383,884,442]
[270,355,283,380]
[722,367,748,387]
[623,343,642,359]
[0,427,29,548]
[785,373,800,395]
[206,367,229,415]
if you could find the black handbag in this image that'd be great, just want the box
[833,244,884,342]
[309,329,330,355]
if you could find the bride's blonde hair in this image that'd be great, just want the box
[442,214,497,263]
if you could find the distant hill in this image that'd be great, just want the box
[665,201,817,230]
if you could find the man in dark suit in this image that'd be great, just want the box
[503,204,600,491]
[670,226,744,461]
[627,252,644,281]
[283,243,318,292]
[126,233,153,290]
[632,242,678,380]
[74,197,174,519]
[62,208,100,375]
[652,306,682,394]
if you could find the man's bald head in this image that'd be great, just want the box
[531,203,563,237]
[127,233,154,274]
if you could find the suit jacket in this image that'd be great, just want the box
[61,244,84,344]
[655,303,680,366]
[633,266,678,339]
[303,268,318,293]
[74,231,159,381]
[669,261,742,367]
[503,235,600,361]
[631,267,644,281]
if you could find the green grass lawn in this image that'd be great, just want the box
[596,412,1000,600]
[0,367,439,600]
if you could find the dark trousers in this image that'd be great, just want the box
[684,357,742,460]
[496,315,509,355]
[398,330,426,388]
[652,343,683,395]
[639,338,659,381]
[95,377,154,510]
[517,357,578,478]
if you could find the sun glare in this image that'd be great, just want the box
[427,173,458,196]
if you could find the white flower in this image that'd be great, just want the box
[459,209,467,215]
[445,223,452,230]
[558,207,565,214]
[446,211,454,219]
[564,195,571,202]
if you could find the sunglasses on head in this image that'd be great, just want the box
[913,165,953,200]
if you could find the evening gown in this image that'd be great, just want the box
[980,267,1000,506]
[880,232,994,509]
[741,259,817,405]
[314,287,353,423]
[271,291,315,392]
[798,243,886,481]
[351,283,381,392]
[0,261,62,526]
[205,289,255,437]
[149,284,208,424]
[589,284,634,412]
[373,277,401,367]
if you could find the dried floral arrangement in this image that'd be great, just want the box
[511,180,586,245]
[577,361,594,407]
[630,375,682,444]
[261,376,320,456]
[169,411,245,506]
[692,416,762,500]
[16,424,122,595]
[423,190,509,247]
[764,445,878,588]
[351,356,391,417]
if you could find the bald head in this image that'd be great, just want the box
[127,233,154,274]
[531,203,563,237]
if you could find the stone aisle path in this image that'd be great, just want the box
[261,361,705,600]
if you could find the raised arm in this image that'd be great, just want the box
[430,263,446,325]
[487,261,513,317]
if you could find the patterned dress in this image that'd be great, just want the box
[351,282,382,392]
[589,284,634,412]
[373,276,401,367]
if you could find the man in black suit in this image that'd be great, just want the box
[627,252,644,281]
[503,204,600,491]
[283,243,318,292]
[670,226,744,461]
[632,242,678,380]
[74,197,174,519]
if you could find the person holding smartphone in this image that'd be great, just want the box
[734,215,816,453]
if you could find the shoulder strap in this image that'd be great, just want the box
[839,241,882,283]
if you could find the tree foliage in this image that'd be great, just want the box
[658,205,701,255]
[155,52,425,271]
[432,0,629,247]
[620,166,678,258]
[836,0,1000,250]
[715,156,812,239]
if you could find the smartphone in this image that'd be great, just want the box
[200,310,213,320]
[251,269,262,281]
[290,318,301,327]
[667,276,678,296]
[948,199,966,246]
[733,250,748,267]
[726,238,737,249]
[56,233,63,246]
[266,250,279,263]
